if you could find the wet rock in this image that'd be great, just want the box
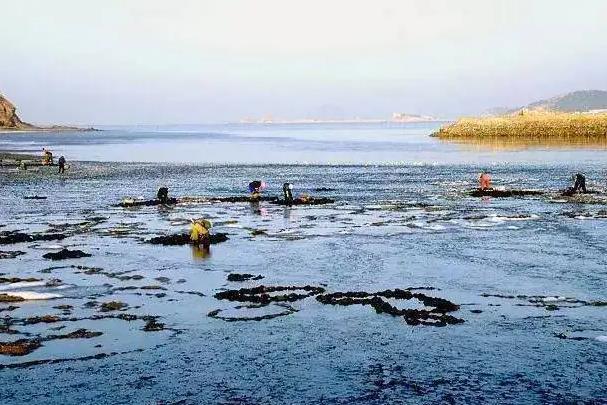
[313,187,336,192]
[215,285,326,304]
[469,189,544,198]
[117,198,178,207]
[140,285,166,290]
[116,313,138,321]
[271,197,335,206]
[227,273,264,282]
[23,196,47,200]
[99,301,128,312]
[0,231,68,245]
[211,196,278,203]
[118,274,144,281]
[43,248,91,260]
[0,294,25,303]
[23,315,60,325]
[0,251,26,259]
[142,318,165,332]
[250,229,267,236]
[0,339,42,356]
[469,309,483,314]
[554,332,588,341]
[53,304,73,310]
[175,290,205,297]
[154,276,171,284]
[0,306,19,312]
[0,276,40,283]
[147,233,228,246]
[47,329,103,340]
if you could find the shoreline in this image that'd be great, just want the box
[0,126,99,134]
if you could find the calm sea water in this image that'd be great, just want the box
[0,124,606,404]
[2,122,607,165]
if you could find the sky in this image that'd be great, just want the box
[2,0,607,125]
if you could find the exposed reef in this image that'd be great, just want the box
[42,249,91,260]
[214,285,325,304]
[211,285,463,327]
[0,231,68,245]
[0,251,26,259]
[316,289,463,326]
[270,197,335,206]
[117,198,178,208]
[227,273,264,282]
[469,189,544,198]
[147,233,228,246]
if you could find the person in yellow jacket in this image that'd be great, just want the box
[190,219,212,249]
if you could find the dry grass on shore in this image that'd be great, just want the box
[434,110,607,141]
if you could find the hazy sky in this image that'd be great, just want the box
[2,0,607,124]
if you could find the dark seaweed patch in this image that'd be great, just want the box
[208,303,297,322]
[0,251,26,259]
[146,233,228,246]
[469,189,544,198]
[211,196,278,203]
[214,285,326,304]
[270,197,335,206]
[99,301,128,312]
[316,289,463,327]
[117,198,178,207]
[227,273,264,282]
[0,231,68,245]
[0,276,40,284]
[43,249,91,260]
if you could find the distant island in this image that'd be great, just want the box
[0,92,96,132]
[239,112,441,124]
[434,90,607,142]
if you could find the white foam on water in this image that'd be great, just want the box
[541,296,567,302]
[0,291,62,300]
[410,222,446,231]
[595,336,607,343]
[0,281,47,290]
[33,244,64,250]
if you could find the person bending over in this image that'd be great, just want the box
[572,173,587,193]
[479,172,492,190]
[157,187,169,203]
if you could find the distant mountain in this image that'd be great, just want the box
[522,90,607,113]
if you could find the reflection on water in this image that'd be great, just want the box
[443,137,607,151]
[191,245,211,261]
[4,122,607,165]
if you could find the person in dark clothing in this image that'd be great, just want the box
[572,173,587,193]
[57,156,66,174]
[248,180,266,199]
[248,181,262,193]
[283,183,294,206]
[157,187,169,203]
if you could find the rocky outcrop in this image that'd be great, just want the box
[0,94,34,129]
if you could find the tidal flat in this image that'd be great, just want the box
[1,160,606,403]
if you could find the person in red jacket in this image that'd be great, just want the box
[479,172,492,190]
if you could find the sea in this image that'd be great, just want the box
[0,122,605,404]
